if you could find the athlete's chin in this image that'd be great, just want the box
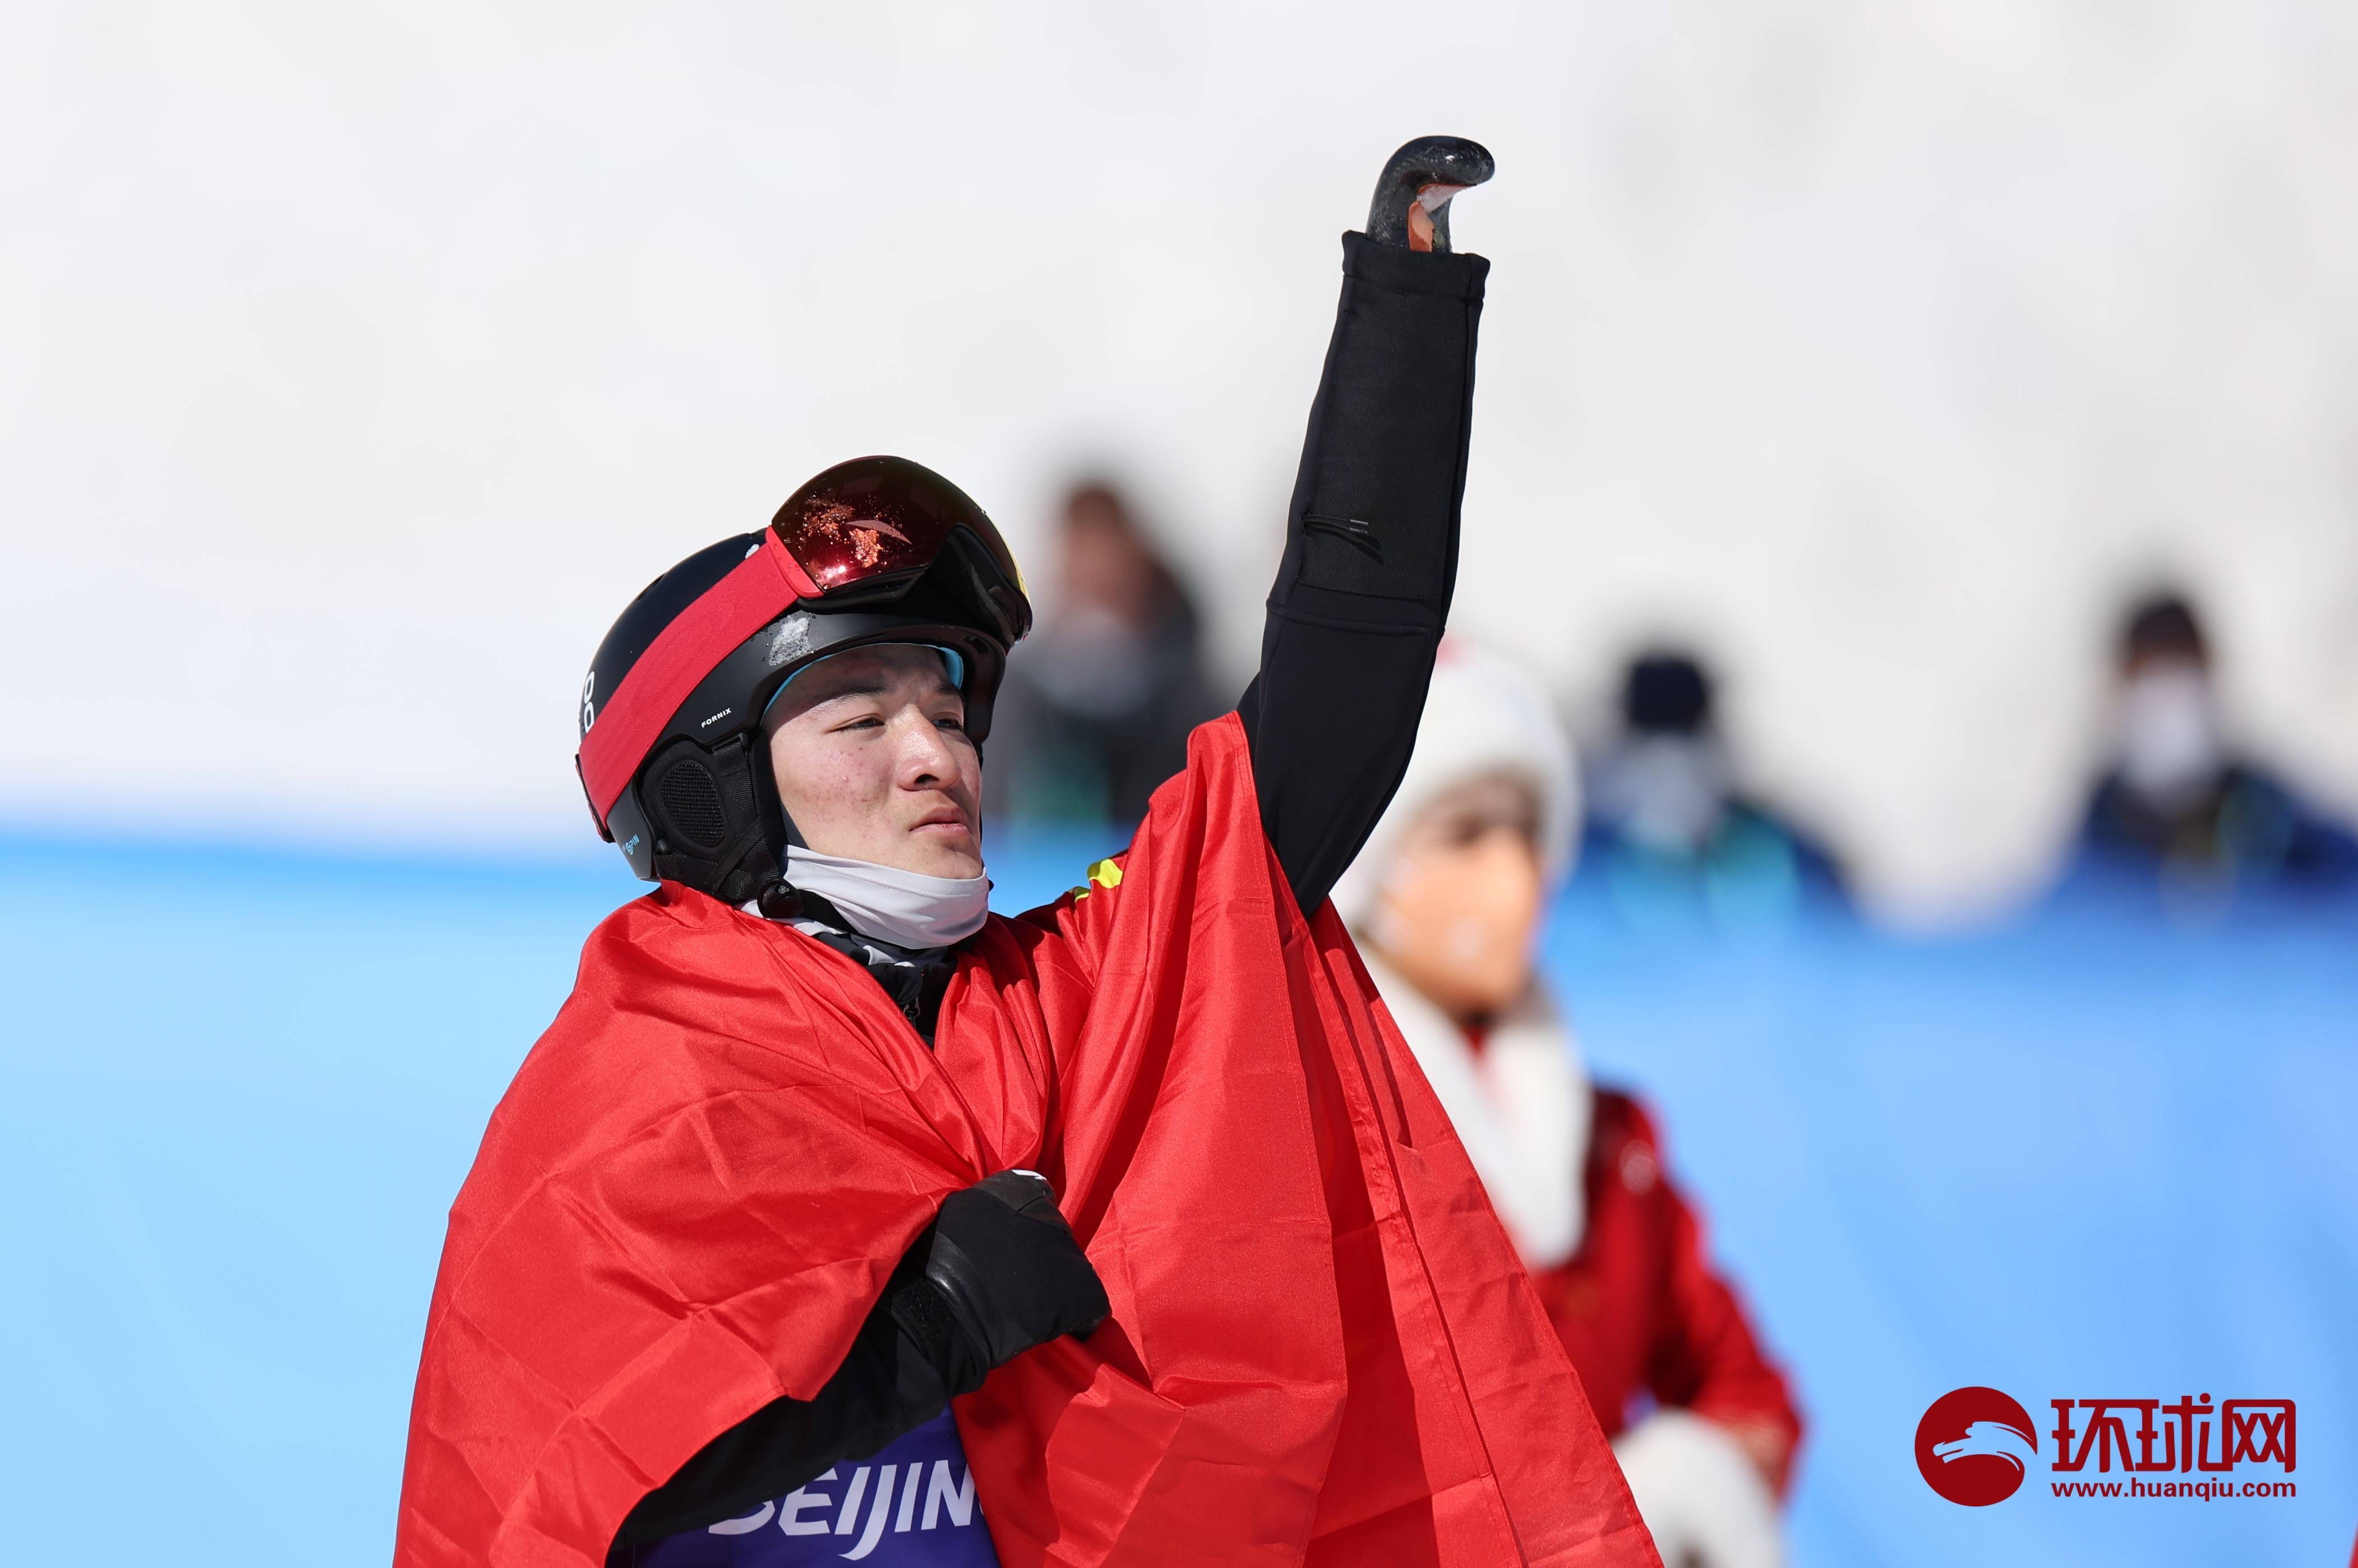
[903,823,983,878]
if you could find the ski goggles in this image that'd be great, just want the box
[771,457,1028,643]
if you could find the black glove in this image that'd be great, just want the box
[1364,135,1494,253]
[888,1170,1109,1398]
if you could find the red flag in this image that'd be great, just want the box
[396,716,1657,1567]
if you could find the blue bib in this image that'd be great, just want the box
[634,1413,1000,1566]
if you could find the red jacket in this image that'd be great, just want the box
[1529,1090,1803,1495]
[396,717,1658,1568]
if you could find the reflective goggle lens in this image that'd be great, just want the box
[770,455,1021,598]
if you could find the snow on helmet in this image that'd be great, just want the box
[576,455,1031,903]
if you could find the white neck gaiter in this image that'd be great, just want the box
[782,845,991,950]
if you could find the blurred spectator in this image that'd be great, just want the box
[2078,591,2358,891]
[1582,649,1844,922]
[1336,640,1801,1568]
[991,480,1221,823]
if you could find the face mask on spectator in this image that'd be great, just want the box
[2116,661,2224,811]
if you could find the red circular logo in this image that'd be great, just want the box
[1915,1386,2038,1505]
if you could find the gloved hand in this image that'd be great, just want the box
[1364,136,1494,253]
[1612,1409,1785,1568]
[889,1170,1109,1397]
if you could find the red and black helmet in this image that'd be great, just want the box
[576,455,1031,901]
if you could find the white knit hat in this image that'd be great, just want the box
[1331,638,1581,930]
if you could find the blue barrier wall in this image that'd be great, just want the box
[2,831,2349,1565]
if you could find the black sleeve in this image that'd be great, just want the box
[606,1166,1107,1562]
[1239,233,1488,912]
[605,1256,953,1562]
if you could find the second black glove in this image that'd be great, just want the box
[889,1170,1109,1398]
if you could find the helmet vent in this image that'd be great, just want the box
[657,759,729,848]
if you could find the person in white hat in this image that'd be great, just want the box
[1335,638,1805,1568]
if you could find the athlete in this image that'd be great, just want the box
[1333,641,1801,1568]
[396,141,1659,1568]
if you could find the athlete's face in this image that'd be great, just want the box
[765,644,985,879]
[1366,772,1544,1024]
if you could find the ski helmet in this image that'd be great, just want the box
[576,455,1031,903]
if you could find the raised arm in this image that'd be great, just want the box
[1238,137,1493,912]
